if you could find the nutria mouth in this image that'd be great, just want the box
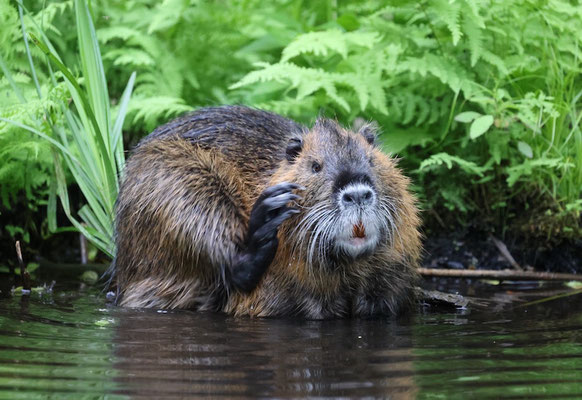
[353,221,366,238]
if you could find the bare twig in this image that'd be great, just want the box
[490,235,522,270]
[15,241,31,292]
[419,267,582,281]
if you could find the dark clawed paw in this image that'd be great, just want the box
[257,182,305,202]
[248,182,303,237]
[231,183,303,293]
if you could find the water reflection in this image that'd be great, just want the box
[113,310,417,398]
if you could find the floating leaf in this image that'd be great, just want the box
[565,281,582,289]
[81,270,99,285]
[94,318,114,327]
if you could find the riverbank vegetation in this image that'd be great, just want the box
[1,0,580,264]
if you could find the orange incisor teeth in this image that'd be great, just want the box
[353,221,366,238]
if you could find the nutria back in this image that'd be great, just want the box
[113,106,421,318]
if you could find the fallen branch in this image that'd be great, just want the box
[419,267,582,281]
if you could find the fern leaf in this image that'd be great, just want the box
[127,95,193,131]
[432,0,462,45]
[462,12,484,66]
[231,62,351,111]
[282,30,349,61]
[480,49,509,76]
[281,30,378,62]
[399,54,474,95]
[147,0,189,34]
[419,152,488,177]
[97,26,140,43]
[103,48,155,67]
[344,31,381,49]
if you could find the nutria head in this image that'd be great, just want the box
[275,118,405,268]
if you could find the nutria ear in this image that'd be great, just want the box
[358,122,379,145]
[285,137,303,162]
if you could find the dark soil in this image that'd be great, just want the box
[422,227,582,274]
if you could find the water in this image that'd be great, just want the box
[1,277,582,399]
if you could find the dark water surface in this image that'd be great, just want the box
[1,278,582,399]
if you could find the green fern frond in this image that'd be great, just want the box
[231,62,351,111]
[480,49,509,75]
[431,0,462,45]
[147,0,189,34]
[462,12,484,66]
[506,157,574,187]
[419,152,489,177]
[282,30,349,61]
[103,48,155,67]
[399,54,474,95]
[127,95,193,131]
[97,26,140,43]
[281,29,378,61]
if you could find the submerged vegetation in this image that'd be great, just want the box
[0,0,581,260]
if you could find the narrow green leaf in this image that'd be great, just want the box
[47,153,59,233]
[75,0,111,144]
[112,71,136,170]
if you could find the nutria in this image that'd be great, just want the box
[112,106,421,318]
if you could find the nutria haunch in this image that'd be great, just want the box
[112,106,421,318]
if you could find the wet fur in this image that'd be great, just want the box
[113,106,421,318]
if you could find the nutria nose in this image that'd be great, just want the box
[341,186,374,207]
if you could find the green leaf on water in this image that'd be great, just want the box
[469,115,494,139]
[81,270,99,285]
[565,281,582,289]
[11,286,46,295]
[480,279,500,285]
[11,286,24,294]
[94,318,114,327]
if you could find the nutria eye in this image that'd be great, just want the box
[312,161,322,173]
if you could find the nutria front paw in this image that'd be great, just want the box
[230,182,303,292]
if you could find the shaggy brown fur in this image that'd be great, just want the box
[112,106,421,318]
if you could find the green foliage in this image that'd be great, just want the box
[1,0,135,256]
[231,0,582,235]
[0,0,69,242]
[2,0,582,251]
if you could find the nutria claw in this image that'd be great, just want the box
[248,182,302,233]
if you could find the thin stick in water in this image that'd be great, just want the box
[15,241,31,292]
